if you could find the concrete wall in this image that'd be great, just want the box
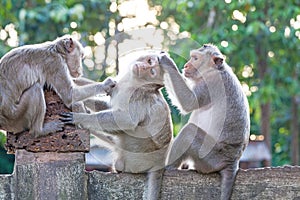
[0,151,299,200]
[87,166,300,200]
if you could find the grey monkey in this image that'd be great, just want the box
[159,44,250,200]
[61,54,173,200]
[0,35,115,138]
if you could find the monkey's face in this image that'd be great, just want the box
[184,45,223,79]
[183,50,204,79]
[132,55,163,84]
[66,41,84,78]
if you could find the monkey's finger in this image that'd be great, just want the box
[111,81,117,87]
[60,120,75,126]
[158,54,168,63]
[57,122,65,129]
[59,117,74,123]
[62,121,75,126]
[59,113,74,124]
[59,112,73,118]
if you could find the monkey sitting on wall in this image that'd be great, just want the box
[61,53,173,200]
[0,36,115,138]
[159,45,250,200]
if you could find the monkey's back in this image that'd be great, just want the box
[0,43,62,107]
[212,66,250,163]
[220,67,250,142]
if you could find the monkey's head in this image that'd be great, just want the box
[55,36,84,78]
[183,44,224,79]
[131,54,164,87]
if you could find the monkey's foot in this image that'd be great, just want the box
[34,121,65,138]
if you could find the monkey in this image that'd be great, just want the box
[159,44,250,200]
[60,53,173,200]
[0,35,116,138]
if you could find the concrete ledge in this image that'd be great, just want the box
[0,174,14,200]
[1,165,300,200]
[87,166,300,200]
[14,150,87,200]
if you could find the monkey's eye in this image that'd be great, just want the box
[150,68,156,76]
[148,58,152,65]
[203,44,208,48]
[192,56,198,61]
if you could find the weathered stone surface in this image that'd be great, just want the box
[87,166,300,200]
[5,90,89,154]
[1,162,300,199]
[14,150,87,200]
[162,170,220,200]
[88,171,146,200]
[0,174,14,200]
[233,166,300,200]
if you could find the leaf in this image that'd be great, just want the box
[246,21,266,35]
[0,132,6,148]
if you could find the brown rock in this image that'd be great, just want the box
[5,89,89,154]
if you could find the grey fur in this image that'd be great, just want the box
[159,44,250,200]
[61,54,173,200]
[0,35,115,138]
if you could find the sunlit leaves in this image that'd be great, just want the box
[246,21,267,35]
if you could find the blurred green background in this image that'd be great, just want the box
[0,0,299,174]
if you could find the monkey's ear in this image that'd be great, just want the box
[212,53,224,70]
[64,38,75,53]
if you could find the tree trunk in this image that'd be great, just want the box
[291,96,299,165]
[256,44,272,165]
[260,102,271,165]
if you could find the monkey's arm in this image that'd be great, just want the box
[53,75,115,108]
[83,97,111,112]
[60,109,140,133]
[72,77,115,102]
[159,55,202,113]
[73,77,96,86]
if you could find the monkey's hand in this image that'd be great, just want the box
[158,53,178,72]
[59,112,75,125]
[60,112,94,130]
[103,77,117,96]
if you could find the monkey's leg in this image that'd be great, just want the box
[19,83,63,137]
[176,126,237,200]
[143,169,164,200]
[219,165,238,200]
[166,123,202,169]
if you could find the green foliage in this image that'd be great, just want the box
[0,131,6,147]
[0,132,15,174]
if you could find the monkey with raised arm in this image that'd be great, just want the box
[159,44,250,200]
[61,53,173,200]
[0,35,115,138]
